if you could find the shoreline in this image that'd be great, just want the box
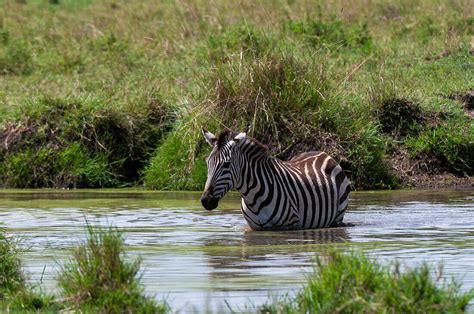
[0,177,472,193]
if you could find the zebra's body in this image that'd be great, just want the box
[201,129,350,231]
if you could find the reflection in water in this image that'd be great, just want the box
[0,188,473,312]
[241,227,350,246]
[203,227,350,281]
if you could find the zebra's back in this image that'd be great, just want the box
[283,151,350,229]
[239,150,350,231]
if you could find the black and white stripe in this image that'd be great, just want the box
[201,129,350,231]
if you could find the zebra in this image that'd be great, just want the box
[200,128,350,231]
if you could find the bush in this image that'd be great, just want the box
[405,119,474,175]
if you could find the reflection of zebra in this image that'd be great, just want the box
[200,129,350,231]
[202,228,350,277]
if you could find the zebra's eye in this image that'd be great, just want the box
[222,161,231,168]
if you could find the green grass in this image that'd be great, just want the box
[0,0,473,189]
[57,223,167,313]
[260,250,474,313]
[0,227,59,312]
[0,227,24,297]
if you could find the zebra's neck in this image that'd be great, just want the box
[233,139,279,204]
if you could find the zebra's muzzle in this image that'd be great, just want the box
[201,196,219,211]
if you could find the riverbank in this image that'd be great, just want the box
[1,0,473,190]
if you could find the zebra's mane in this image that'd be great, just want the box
[216,129,269,154]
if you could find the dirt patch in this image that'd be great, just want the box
[375,97,425,139]
[449,90,474,118]
[400,173,474,189]
[389,147,473,188]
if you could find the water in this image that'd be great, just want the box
[0,188,473,312]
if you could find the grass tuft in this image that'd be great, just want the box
[0,227,24,297]
[57,223,166,313]
[0,227,58,312]
[261,250,474,313]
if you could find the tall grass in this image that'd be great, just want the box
[57,223,167,313]
[261,250,474,313]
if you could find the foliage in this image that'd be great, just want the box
[0,96,173,188]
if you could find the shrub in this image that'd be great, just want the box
[405,119,474,175]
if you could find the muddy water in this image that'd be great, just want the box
[0,189,473,312]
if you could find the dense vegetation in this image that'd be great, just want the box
[0,0,473,189]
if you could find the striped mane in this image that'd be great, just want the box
[216,130,269,154]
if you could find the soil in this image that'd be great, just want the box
[389,148,474,189]
[449,90,474,118]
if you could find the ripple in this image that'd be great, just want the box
[0,189,473,311]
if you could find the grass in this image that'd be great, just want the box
[57,223,167,313]
[0,227,58,312]
[0,226,25,298]
[260,250,474,314]
[0,0,473,189]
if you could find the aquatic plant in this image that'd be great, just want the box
[57,223,167,313]
[260,250,474,313]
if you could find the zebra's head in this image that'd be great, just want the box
[200,128,246,210]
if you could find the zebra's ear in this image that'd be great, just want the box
[233,132,246,144]
[202,127,217,147]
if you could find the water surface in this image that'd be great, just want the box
[0,188,473,312]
